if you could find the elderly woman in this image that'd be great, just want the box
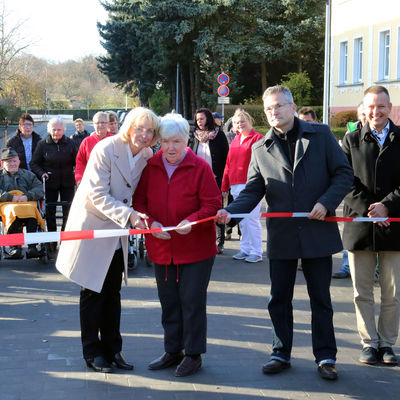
[190,107,229,254]
[221,109,264,263]
[30,117,77,255]
[133,113,221,377]
[56,107,159,373]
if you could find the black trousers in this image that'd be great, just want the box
[7,217,37,234]
[45,186,74,232]
[155,256,214,355]
[268,256,337,364]
[80,249,124,360]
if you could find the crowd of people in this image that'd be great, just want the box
[0,84,399,382]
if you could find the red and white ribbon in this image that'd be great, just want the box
[1,213,398,247]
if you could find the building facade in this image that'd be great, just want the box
[330,0,400,123]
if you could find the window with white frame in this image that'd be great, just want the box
[353,37,363,83]
[379,30,390,80]
[339,41,348,84]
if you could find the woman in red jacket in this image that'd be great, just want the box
[133,113,221,378]
[221,109,264,263]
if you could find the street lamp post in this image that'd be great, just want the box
[323,0,331,125]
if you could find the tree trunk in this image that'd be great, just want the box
[189,62,196,117]
[261,61,267,94]
[194,60,201,109]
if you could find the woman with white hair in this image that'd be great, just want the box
[30,117,77,254]
[133,113,221,377]
[56,107,160,373]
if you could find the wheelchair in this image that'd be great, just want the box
[127,231,153,271]
[0,197,49,263]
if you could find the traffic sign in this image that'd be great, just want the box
[217,73,230,85]
[218,85,230,97]
[218,97,230,104]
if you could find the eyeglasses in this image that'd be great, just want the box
[94,121,108,125]
[21,123,33,128]
[134,126,155,135]
[264,103,292,113]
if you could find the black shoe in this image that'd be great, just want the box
[148,352,184,370]
[4,247,23,260]
[378,347,398,365]
[359,347,378,364]
[26,246,40,259]
[217,243,224,254]
[85,356,112,373]
[262,359,291,374]
[332,269,350,279]
[318,363,338,380]
[174,355,202,377]
[110,352,133,370]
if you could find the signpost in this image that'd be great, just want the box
[217,73,230,120]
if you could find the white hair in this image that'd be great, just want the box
[159,113,189,143]
[47,117,65,133]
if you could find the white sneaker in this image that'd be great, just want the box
[232,250,249,260]
[245,254,263,263]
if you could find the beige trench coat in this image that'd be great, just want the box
[55,135,153,293]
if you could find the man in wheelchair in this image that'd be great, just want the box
[0,147,44,259]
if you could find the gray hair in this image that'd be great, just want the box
[47,116,65,133]
[262,85,294,104]
[106,110,119,123]
[92,111,108,123]
[159,113,189,143]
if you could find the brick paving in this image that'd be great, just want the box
[1,225,399,400]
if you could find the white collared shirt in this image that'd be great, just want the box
[372,120,390,146]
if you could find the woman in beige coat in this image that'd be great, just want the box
[56,107,159,373]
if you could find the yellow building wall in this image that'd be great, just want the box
[330,1,400,123]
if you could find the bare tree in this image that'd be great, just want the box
[0,1,30,93]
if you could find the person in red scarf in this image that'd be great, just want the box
[190,108,229,254]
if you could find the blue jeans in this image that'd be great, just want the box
[268,256,337,364]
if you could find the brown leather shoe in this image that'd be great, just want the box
[318,363,338,380]
[148,352,184,370]
[262,359,291,374]
[174,355,202,377]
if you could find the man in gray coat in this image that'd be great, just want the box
[217,85,353,380]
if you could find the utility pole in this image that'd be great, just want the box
[323,0,331,125]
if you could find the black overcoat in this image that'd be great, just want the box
[30,135,77,190]
[7,130,42,170]
[225,118,353,259]
[342,120,400,251]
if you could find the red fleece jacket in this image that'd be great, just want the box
[75,132,113,184]
[221,129,264,192]
[132,148,221,265]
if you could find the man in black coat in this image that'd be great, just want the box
[7,113,42,171]
[342,85,400,366]
[71,118,90,150]
[217,85,353,381]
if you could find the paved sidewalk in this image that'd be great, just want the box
[0,230,399,400]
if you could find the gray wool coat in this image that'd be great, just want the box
[225,118,354,259]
